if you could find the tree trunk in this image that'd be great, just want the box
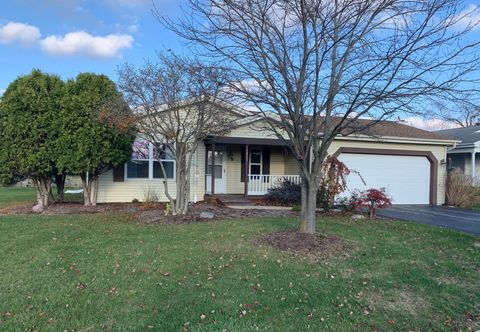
[299,176,319,234]
[55,174,66,202]
[34,176,52,211]
[81,173,92,206]
[299,176,308,232]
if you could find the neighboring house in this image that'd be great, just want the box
[435,125,480,186]
[97,108,456,205]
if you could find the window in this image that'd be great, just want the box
[126,140,175,179]
[153,144,175,179]
[250,149,262,175]
[127,141,149,179]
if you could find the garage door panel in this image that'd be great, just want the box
[337,154,430,204]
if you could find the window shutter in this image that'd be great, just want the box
[262,148,270,175]
[241,146,246,182]
[113,164,125,182]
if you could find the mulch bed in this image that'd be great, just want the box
[254,229,346,253]
[139,202,298,224]
[0,202,164,216]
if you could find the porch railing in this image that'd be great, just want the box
[247,174,301,195]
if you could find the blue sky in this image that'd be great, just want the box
[2,0,480,130]
[0,0,184,93]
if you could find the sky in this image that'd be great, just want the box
[0,0,184,95]
[1,0,480,130]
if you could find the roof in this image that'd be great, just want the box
[336,118,452,141]
[435,125,480,144]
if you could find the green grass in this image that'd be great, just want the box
[0,213,478,331]
[0,187,36,209]
[0,186,82,210]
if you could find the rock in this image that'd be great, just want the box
[32,204,44,213]
[351,214,366,221]
[127,207,138,213]
[199,211,215,219]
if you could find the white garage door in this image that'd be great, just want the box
[337,153,430,204]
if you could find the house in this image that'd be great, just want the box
[435,125,480,185]
[96,109,457,205]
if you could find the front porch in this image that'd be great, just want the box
[449,148,480,186]
[203,137,302,197]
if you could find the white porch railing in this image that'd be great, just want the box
[247,174,301,195]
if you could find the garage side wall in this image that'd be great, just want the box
[327,140,447,205]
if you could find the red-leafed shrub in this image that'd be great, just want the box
[318,156,351,209]
[354,188,392,218]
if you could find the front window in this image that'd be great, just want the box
[126,140,175,179]
[153,144,175,179]
[127,141,149,179]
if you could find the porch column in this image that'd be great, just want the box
[211,143,216,195]
[244,144,249,196]
[204,144,209,194]
[472,151,477,180]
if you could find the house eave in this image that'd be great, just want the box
[334,134,459,146]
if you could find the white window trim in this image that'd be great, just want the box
[125,142,176,181]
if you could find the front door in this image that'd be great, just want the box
[206,147,226,194]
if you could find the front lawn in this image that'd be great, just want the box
[0,214,478,331]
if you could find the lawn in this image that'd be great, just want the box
[0,186,82,210]
[0,187,37,209]
[0,212,479,331]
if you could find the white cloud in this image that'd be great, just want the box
[402,117,458,131]
[41,31,134,58]
[0,88,5,97]
[0,22,41,45]
[452,4,480,31]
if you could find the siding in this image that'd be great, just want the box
[97,141,206,203]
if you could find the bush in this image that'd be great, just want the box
[446,170,478,207]
[354,188,392,218]
[143,187,159,204]
[336,191,360,212]
[266,179,301,206]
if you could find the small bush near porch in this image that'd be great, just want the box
[0,213,478,331]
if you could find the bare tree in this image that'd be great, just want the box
[160,0,480,233]
[433,99,480,127]
[117,53,235,215]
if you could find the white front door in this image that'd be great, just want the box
[206,147,226,194]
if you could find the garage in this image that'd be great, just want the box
[337,152,432,205]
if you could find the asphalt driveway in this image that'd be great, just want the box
[377,205,480,236]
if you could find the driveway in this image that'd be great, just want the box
[377,205,480,236]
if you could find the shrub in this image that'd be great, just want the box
[446,169,478,207]
[291,204,302,212]
[319,157,350,209]
[354,188,392,219]
[266,179,301,206]
[143,187,159,204]
[336,191,360,212]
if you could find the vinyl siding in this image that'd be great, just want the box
[97,142,206,203]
